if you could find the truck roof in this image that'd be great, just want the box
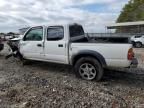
[30,23,82,28]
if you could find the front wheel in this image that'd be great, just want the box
[74,57,103,81]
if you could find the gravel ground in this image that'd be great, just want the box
[0,45,144,108]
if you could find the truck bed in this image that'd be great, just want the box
[70,42,132,68]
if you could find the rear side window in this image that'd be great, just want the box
[47,26,64,41]
[69,25,84,37]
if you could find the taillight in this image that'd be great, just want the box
[128,48,134,60]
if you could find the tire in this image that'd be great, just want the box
[74,57,103,81]
[131,41,135,47]
[135,42,142,48]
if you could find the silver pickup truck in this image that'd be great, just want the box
[8,23,138,81]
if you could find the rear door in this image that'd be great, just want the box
[44,26,68,64]
[20,26,44,59]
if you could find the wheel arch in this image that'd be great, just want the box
[71,50,107,68]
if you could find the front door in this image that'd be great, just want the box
[20,26,44,60]
[44,26,68,64]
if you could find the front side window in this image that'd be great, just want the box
[47,26,64,41]
[24,27,43,41]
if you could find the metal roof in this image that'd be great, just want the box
[107,21,144,29]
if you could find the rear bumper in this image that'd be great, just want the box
[130,58,138,68]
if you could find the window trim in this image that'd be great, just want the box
[135,35,142,38]
[47,26,64,41]
[23,26,44,41]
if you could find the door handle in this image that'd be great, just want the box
[58,44,63,47]
[37,44,42,47]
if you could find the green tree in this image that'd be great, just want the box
[117,0,144,22]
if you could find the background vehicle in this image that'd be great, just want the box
[130,35,144,48]
[14,23,138,81]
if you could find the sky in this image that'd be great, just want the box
[0,0,129,33]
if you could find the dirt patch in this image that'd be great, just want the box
[0,47,144,108]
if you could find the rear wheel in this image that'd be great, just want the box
[74,57,103,81]
[135,42,142,48]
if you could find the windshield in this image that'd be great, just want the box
[135,35,142,38]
